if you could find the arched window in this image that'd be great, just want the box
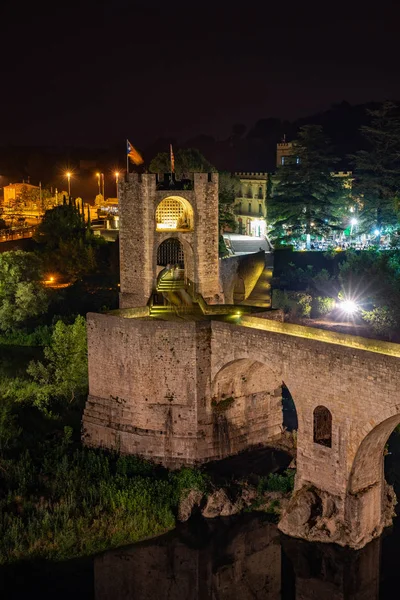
[313,406,332,448]
[155,196,193,231]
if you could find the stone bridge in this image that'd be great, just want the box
[83,310,400,549]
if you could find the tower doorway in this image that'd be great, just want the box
[157,238,185,268]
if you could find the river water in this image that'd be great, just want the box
[1,510,399,599]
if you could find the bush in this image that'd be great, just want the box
[170,467,210,501]
[280,263,315,289]
[272,290,312,318]
[0,325,52,347]
[257,469,295,495]
[362,306,397,339]
[311,296,336,318]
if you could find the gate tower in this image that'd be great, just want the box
[119,172,223,307]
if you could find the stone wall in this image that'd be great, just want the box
[119,173,223,309]
[83,313,211,467]
[83,307,400,548]
[219,250,265,303]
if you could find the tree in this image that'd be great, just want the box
[34,204,86,249]
[34,204,103,279]
[218,172,241,231]
[0,251,48,331]
[269,125,346,248]
[149,148,215,179]
[351,102,400,238]
[27,316,88,413]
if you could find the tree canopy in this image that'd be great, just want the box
[149,148,215,179]
[218,172,241,231]
[34,203,86,249]
[351,101,400,237]
[34,203,104,279]
[0,251,48,331]
[27,316,88,413]
[269,125,346,247]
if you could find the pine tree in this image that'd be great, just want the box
[352,101,400,238]
[269,125,345,248]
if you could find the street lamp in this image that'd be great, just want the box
[96,172,101,196]
[350,217,357,237]
[115,171,120,199]
[340,299,358,315]
[66,172,71,196]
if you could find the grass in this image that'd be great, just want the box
[257,469,295,495]
[0,398,209,564]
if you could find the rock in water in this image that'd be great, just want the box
[178,490,204,522]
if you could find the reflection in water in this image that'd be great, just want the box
[0,514,395,599]
[93,515,381,600]
[281,534,380,600]
[94,517,281,600]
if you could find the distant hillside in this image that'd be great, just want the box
[175,100,385,173]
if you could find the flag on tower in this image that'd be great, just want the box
[126,140,144,165]
[170,144,175,174]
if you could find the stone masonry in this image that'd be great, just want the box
[83,307,400,549]
[83,171,400,550]
[119,172,223,308]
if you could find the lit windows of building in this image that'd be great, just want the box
[232,173,269,237]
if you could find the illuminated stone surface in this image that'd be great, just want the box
[84,171,400,550]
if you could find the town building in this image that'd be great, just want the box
[276,141,295,166]
[3,182,40,209]
[233,172,269,237]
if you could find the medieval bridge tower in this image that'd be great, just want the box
[118,172,223,308]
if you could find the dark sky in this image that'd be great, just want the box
[1,0,399,148]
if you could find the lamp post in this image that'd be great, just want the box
[350,217,357,240]
[66,172,71,197]
[101,173,105,200]
[115,171,120,200]
[96,172,101,196]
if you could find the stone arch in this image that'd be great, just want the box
[155,234,195,283]
[345,412,400,545]
[210,358,298,458]
[349,412,400,495]
[157,238,184,268]
[313,405,332,448]
[155,195,194,232]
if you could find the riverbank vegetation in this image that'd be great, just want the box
[0,317,212,563]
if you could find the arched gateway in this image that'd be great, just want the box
[118,173,223,307]
[83,171,400,551]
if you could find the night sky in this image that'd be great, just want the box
[1,0,399,148]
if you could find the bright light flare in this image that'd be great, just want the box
[339,300,358,314]
[350,218,357,226]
